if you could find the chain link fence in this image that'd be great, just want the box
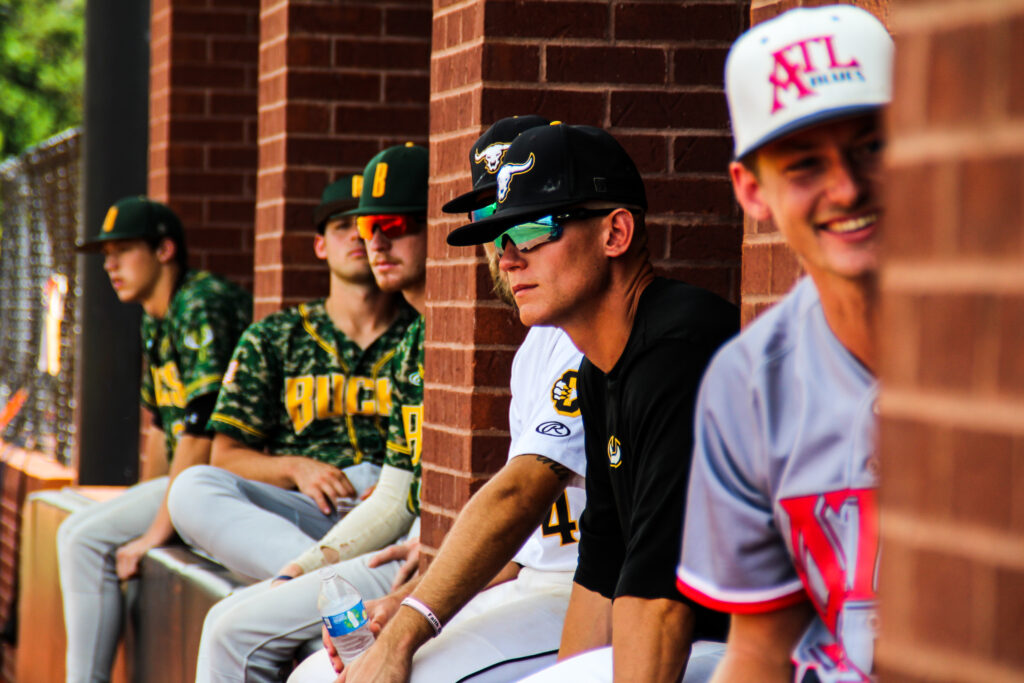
[0,129,81,467]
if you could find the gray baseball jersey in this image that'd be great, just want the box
[678,278,879,683]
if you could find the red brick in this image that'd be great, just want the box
[288,4,381,36]
[673,135,733,174]
[334,39,431,71]
[912,548,976,652]
[425,304,523,346]
[613,133,668,174]
[288,71,380,102]
[883,162,938,257]
[208,199,256,224]
[927,24,991,127]
[166,170,246,196]
[481,88,605,128]
[769,242,800,295]
[385,74,430,105]
[173,8,254,37]
[212,37,259,64]
[668,222,741,262]
[170,64,248,89]
[546,46,666,85]
[958,156,1023,258]
[610,91,729,130]
[482,43,538,83]
[950,427,1014,530]
[285,35,331,67]
[614,2,745,43]
[432,49,482,93]
[168,119,247,144]
[917,294,986,392]
[208,92,257,117]
[673,47,729,87]
[644,177,734,216]
[484,1,607,40]
[334,105,428,137]
[656,264,734,302]
[385,6,431,37]
[997,295,1024,397]
[994,567,1024,667]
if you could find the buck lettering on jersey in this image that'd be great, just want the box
[150,362,186,408]
[285,374,392,434]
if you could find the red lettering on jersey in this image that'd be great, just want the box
[779,489,878,635]
[770,36,861,113]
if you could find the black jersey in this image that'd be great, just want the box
[574,277,737,637]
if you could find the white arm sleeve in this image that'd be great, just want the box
[292,464,417,574]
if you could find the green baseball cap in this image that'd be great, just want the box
[313,174,363,232]
[344,143,428,217]
[78,196,184,252]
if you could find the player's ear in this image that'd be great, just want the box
[730,160,771,222]
[155,237,177,265]
[313,233,328,261]
[603,208,634,258]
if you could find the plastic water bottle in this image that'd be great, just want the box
[317,567,374,663]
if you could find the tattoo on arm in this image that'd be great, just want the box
[534,455,573,481]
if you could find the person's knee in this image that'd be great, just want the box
[168,465,221,521]
[57,507,104,561]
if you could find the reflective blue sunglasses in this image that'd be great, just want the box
[491,207,617,256]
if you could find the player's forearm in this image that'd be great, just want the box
[142,434,212,543]
[210,433,294,487]
[611,596,695,682]
[557,582,612,659]
[410,460,561,620]
[138,424,169,481]
[710,602,814,683]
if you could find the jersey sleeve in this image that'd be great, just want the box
[207,323,277,448]
[383,319,425,514]
[174,292,247,403]
[572,362,625,598]
[507,334,586,477]
[610,339,716,602]
[677,347,806,613]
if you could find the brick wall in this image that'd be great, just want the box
[253,0,431,318]
[877,1,1024,680]
[149,0,260,288]
[422,0,749,553]
[740,0,888,325]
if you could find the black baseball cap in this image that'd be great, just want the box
[78,196,184,252]
[314,174,363,232]
[447,124,646,247]
[441,115,550,214]
[344,143,428,217]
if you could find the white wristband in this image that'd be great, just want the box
[401,596,442,637]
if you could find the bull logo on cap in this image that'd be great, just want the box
[474,142,512,174]
[496,154,535,204]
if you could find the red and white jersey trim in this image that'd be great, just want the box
[676,567,807,615]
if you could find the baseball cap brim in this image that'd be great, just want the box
[736,103,886,160]
[342,204,427,217]
[446,198,585,247]
[441,183,497,214]
[314,199,360,228]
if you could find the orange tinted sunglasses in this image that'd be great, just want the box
[355,214,422,241]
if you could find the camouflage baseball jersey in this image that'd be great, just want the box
[209,300,417,469]
[383,315,424,514]
[140,270,252,457]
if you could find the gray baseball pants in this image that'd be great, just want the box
[196,551,401,683]
[167,465,345,581]
[56,477,168,683]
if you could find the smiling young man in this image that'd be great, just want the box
[444,123,738,683]
[61,197,251,683]
[675,7,892,682]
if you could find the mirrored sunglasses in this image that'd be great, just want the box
[469,202,497,223]
[492,207,617,256]
[356,214,421,241]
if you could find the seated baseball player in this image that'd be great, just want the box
[167,168,420,584]
[190,145,429,683]
[61,197,251,683]
[448,123,738,682]
[676,7,891,682]
[289,115,594,683]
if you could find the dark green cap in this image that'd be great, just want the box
[313,174,363,231]
[345,143,428,217]
[78,196,184,252]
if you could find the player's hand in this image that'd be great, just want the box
[365,594,401,636]
[322,623,344,674]
[115,534,162,580]
[367,538,421,591]
[288,458,356,514]
[337,634,412,683]
[271,562,303,587]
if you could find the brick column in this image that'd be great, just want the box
[149,0,260,288]
[423,0,749,553]
[877,2,1024,680]
[740,0,888,325]
[254,0,431,318]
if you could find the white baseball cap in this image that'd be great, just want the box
[726,5,893,160]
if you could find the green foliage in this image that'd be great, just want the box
[0,0,84,158]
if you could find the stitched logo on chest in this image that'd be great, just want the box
[607,435,622,468]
